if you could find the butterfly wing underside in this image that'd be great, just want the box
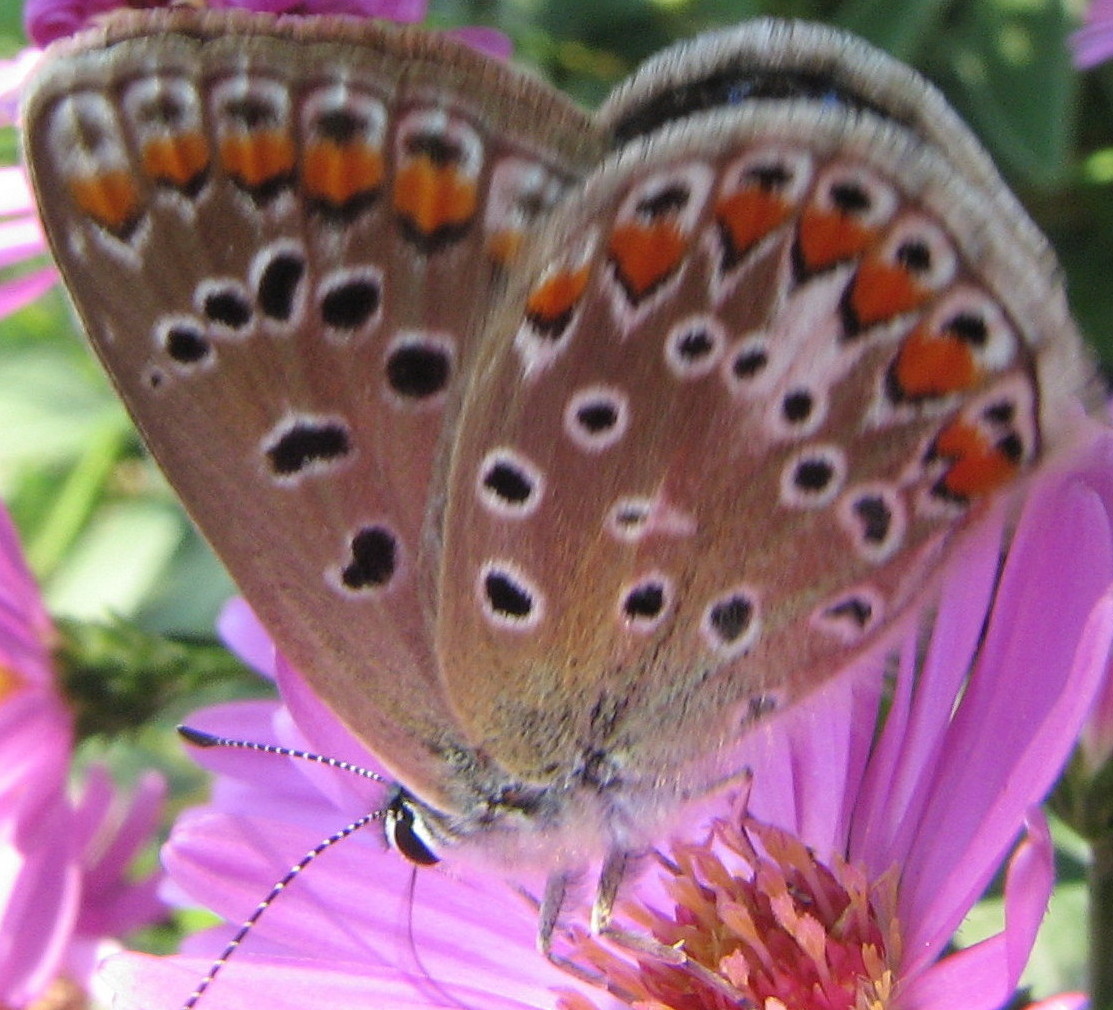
[23,10,602,811]
[437,87,1089,790]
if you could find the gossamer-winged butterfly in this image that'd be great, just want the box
[23,5,1096,967]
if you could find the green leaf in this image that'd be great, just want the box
[43,500,187,621]
[833,0,950,59]
[925,0,1077,188]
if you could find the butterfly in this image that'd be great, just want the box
[22,6,1093,960]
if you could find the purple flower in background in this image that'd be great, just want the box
[24,0,426,47]
[100,423,1113,1010]
[1073,0,1113,68]
[0,503,167,1008]
[23,0,510,57]
[0,51,57,323]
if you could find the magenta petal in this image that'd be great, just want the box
[101,953,558,1010]
[897,933,1011,1010]
[445,26,513,59]
[901,810,1056,1010]
[273,654,388,787]
[84,770,166,886]
[217,598,276,679]
[900,462,1113,966]
[852,509,1004,873]
[1002,812,1055,987]
[0,797,80,1007]
[739,659,883,853]
[0,267,58,317]
[163,803,568,995]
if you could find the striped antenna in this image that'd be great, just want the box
[175,725,389,1009]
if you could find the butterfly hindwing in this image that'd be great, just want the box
[436,68,1088,790]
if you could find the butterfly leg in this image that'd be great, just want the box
[593,850,755,1008]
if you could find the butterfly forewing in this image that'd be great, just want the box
[437,96,1089,788]
[23,10,603,810]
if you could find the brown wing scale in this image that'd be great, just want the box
[437,100,1087,789]
[23,9,604,812]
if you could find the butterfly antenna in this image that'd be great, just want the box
[177,724,388,783]
[174,725,388,1009]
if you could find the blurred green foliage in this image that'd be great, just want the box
[0,0,1106,995]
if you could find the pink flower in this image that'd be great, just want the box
[566,424,1113,1010]
[24,0,428,47]
[1072,1,1113,68]
[0,51,57,323]
[100,422,1113,1009]
[0,502,167,1008]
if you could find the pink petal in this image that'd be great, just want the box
[100,953,557,1010]
[445,26,513,59]
[852,508,1005,873]
[217,598,276,679]
[0,267,58,317]
[900,813,1053,1010]
[901,461,1113,966]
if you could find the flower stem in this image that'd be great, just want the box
[1092,835,1113,1010]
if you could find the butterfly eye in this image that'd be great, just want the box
[812,164,896,225]
[123,75,210,197]
[842,214,958,339]
[392,109,483,253]
[885,287,1017,404]
[48,91,144,241]
[197,279,253,334]
[723,333,771,393]
[385,791,440,867]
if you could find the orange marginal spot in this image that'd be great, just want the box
[301,140,384,207]
[68,171,142,234]
[933,420,1019,499]
[796,207,877,274]
[525,265,590,324]
[219,131,296,189]
[715,189,791,264]
[608,220,688,302]
[892,327,978,399]
[141,132,210,190]
[848,258,929,328]
[487,228,523,266]
[392,160,477,238]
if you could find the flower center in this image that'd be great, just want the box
[567,816,899,1010]
[0,662,26,704]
